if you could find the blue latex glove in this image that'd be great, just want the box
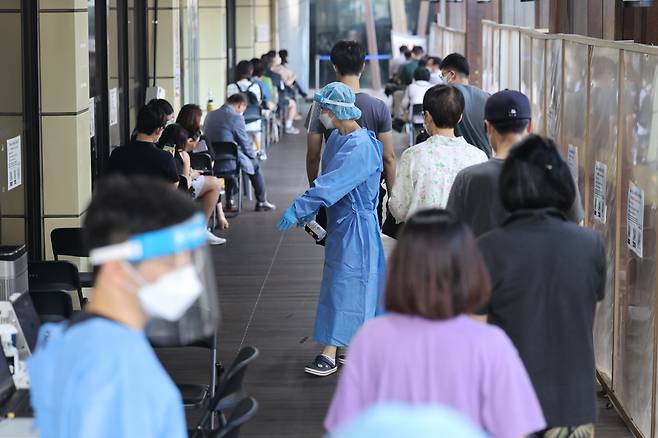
[277,205,299,231]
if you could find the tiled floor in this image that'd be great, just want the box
[159,124,633,437]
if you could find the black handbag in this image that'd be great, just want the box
[382,211,403,240]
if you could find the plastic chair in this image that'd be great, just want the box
[191,152,214,175]
[407,103,425,147]
[50,228,94,288]
[211,142,243,216]
[153,332,222,410]
[29,290,73,323]
[192,346,259,435]
[214,397,259,438]
[28,261,85,307]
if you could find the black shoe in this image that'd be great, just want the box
[304,355,337,377]
[225,199,238,212]
[255,201,276,212]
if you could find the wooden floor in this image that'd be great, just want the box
[158,125,634,437]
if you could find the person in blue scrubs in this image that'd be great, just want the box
[278,82,385,376]
[28,176,219,438]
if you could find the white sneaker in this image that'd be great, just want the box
[285,126,300,134]
[206,230,227,245]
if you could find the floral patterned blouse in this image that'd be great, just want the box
[389,135,488,223]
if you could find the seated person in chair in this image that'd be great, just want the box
[107,104,179,186]
[28,176,218,438]
[203,93,276,212]
[158,123,229,245]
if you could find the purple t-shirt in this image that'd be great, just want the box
[325,314,546,438]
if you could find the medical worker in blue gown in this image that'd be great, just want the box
[28,176,220,438]
[277,82,385,377]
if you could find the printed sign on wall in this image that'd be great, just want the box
[593,161,607,223]
[627,181,644,258]
[7,136,21,191]
[109,88,118,126]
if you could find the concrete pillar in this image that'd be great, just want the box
[0,2,27,245]
[199,0,228,105]
[38,0,92,259]
[148,0,182,111]
[236,0,273,62]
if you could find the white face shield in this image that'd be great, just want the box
[89,213,220,346]
[305,92,358,133]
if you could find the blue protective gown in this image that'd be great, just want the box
[28,318,186,438]
[294,128,385,347]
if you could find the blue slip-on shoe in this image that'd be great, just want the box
[337,353,346,365]
[304,354,337,377]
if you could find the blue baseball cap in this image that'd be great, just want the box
[484,89,531,123]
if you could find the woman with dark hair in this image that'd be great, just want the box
[325,209,546,437]
[478,135,606,437]
[159,120,229,241]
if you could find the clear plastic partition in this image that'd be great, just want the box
[588,46,620,386]
[615,50,658,438]
[520,33,532,97]
[499,28,511,90]
[531,38,546,135]
[482,23,494,93]
[546,39,563,143]
[492,28,500,92]
[509,30,521,91]
[562,41,589,198]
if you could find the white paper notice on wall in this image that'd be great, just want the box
[256,24,270,43]
[7,136,21,191]
[593,161,607,223]
[567,144,578,185]
[89,97,95,138]
[627,181,644,258]
[109,88,118,126]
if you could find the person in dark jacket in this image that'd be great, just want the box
[477,135,606,437]
[203,93,276,212]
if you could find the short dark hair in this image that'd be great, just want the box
[414,67,431,82]
[278,49,288,63]
[399,45,409,53]
[440,53,470,77]
[148,98,174,116]
[422,85,464,129]
[411,45,424,56]
[227,93,248,106]
[252,59,266,77]
[330,40,365,76]
[500,135,576,213]
[136,104,166,135]
[385,209,491,320]
[236,60,253,80]
[261,53,274,69]
[265,50,276,57]
[157,123,189,150]
[84,175,200,251]
[176,104,202,135]
[490,119,530,135]
[404,50,412,60]
[427,56,442,67]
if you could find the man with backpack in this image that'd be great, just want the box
[228,60,266,155]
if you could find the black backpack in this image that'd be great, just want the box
[234,81,262,124]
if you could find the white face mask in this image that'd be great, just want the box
[319,113,335,130]
[131,264,203,321]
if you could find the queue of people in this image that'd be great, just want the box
[273,42,604,437]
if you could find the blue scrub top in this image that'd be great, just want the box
[28,317,186,438]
